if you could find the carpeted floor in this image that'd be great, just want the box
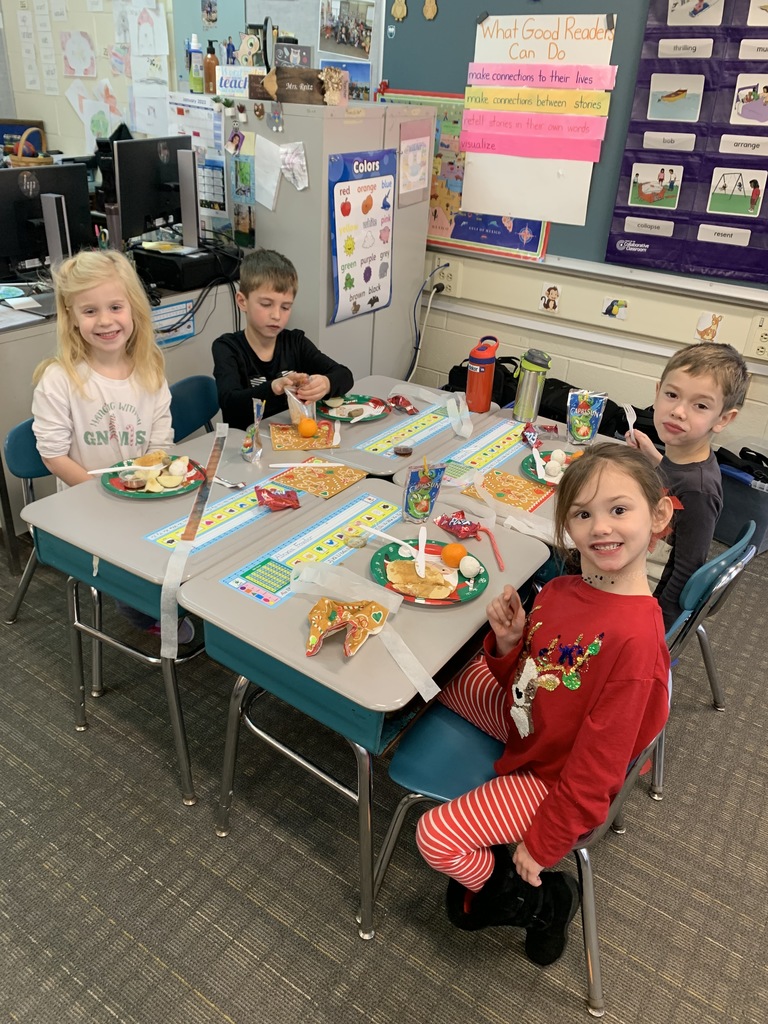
[0,537,766,1024]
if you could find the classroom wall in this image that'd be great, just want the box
[412,253,768,447]
[0,0,178,156]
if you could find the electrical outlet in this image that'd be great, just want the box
[745,314,768,360]
[433,259,462,298]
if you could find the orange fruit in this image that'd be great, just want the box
[298,417,318,438]
[442,542,468,568]
[569,450,585,460]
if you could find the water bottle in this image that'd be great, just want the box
[512,348,551,423]
[465,336,499,413]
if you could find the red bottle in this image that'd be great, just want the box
[465,335,499,413]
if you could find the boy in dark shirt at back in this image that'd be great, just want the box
[628,342,749,629]
[212,249,353,429]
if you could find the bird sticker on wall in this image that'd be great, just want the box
[602,297,628,320]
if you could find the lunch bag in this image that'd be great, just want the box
[445,355,520,407]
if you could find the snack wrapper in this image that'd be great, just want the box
[389,394,418,415]
[434,510,481,541]
[522,422,542,450]
[241,398,264,462]
[285,385,316,425]
[255,486,300,511]
[402,463,445,524]
[567,390,607,446]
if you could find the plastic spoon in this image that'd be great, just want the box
[358,524,415,558]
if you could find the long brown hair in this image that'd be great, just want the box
[32,250,165,392]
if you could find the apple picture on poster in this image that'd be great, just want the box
[340,199,351,216]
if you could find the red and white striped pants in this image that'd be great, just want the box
[414,654,548,892]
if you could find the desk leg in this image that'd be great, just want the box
[350,740,375,940]
[216,674,250,837]
[90,587,104,697]
[66,577,88,732]
[0,452,22,577]
[160,657,197,806]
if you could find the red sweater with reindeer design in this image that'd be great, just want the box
[484,575,670,867]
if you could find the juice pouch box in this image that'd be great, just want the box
[402,463,446,524]
[567,390,607,446]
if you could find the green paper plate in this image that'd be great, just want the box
[100,458,206,499]
[318,394,390,422]
[369,539,489,606]
[520,450,579,487]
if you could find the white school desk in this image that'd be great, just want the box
[261,375,497,477]
[19,429,327,804]
[177,476,549,939]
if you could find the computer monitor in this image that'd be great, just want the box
[0,163,93,280]
[113,135,194,241]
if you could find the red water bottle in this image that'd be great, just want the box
[465,335,499,413]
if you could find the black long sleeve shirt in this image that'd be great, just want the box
[212,328,354,430]
[655,452,723,630]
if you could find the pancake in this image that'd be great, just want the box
[385,559,455,600]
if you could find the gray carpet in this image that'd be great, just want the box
[1,538,766,1024]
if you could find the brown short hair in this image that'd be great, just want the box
[553,443,665,556]
[238,249,298,297]
[661,342,749,411]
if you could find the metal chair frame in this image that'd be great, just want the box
[371,702,665,1018]
[652,520,757,800]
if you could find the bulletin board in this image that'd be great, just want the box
[381,0,652,263]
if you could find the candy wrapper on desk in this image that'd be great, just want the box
[241,398,264,462]
[255,486,300,511]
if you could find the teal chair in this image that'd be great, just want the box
[169,375,218,441]
[4,418,52,623]
[651,520,756,800]
[372,701,666,1018]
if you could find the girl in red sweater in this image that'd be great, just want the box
[416,444,673,965]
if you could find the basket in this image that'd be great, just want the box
[7,126,53,167]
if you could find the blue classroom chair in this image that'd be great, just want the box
[169,375,219,442]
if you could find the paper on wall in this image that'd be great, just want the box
[128,3,169,58]
[462,152,592,226]
[43,63,60,95]
[254,135,282,210]
[51,2,68,20]
[80,100,112,151]
[133,85,170,135]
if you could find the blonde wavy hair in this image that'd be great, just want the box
[32,250,165,392]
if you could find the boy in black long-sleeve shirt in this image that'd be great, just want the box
[628,342,749,629]
[213,250,353,429]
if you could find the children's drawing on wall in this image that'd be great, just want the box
[629,162,683,210]
[601,297,628,321]
[319,0,375,61]
[694,312,724,343]
[747,0,768,27]
[540,284,560,314]
[706,167,766,217]
[201,0,217,28]
[666,0,724,28]
[647,74,705,122]
[731,75,768,126]
[61,31,97,77]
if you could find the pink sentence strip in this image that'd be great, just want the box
[467,63,618,90]
[459,131,603,162]
[462,109,608,140]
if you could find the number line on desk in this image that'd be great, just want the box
[220,492,401,608]
[144,476,305,551]
[353,404,451,458]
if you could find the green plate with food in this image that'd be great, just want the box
[369,539,489,606]
[100,454,205,499]
[519,448,582,486]
[319,394,391,422]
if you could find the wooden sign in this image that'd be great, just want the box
[248,66,326,105]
